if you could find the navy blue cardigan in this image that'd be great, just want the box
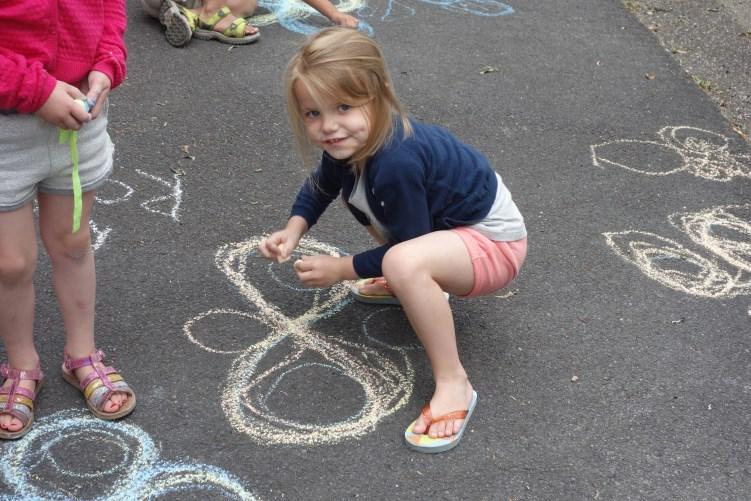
[290,120,498,278]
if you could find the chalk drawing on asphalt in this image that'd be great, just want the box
[0,409,257,501]
[183,236,414,445]
[90,171,183,251]
[604,204,751,298]
[591,126,751,181]
[249,0,513,35]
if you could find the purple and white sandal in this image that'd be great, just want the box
[62,349,135,420]
[0,364,44,440]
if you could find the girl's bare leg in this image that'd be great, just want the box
[38,192,127,413]
[0,203,39,432]
[382,230,476,439]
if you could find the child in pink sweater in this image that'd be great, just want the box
[0,0,136,439]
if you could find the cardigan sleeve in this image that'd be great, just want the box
[0,49,56,113]
[91,0,127,89]
[290,157,344,229]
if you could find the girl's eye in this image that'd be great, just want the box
[304,110,319,119]
[338,104,351,112]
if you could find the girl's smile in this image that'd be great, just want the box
[294,81,372,160]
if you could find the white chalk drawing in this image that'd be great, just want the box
[591,126,751,181]
[605,204,751,298]
[0,409,257,500]
[249,0,513,35]
[133,170,183,223]
[90,171,183,251]
[183,236,414,445]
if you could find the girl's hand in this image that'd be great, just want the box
[330,12,359,28]
[34,81,91,130]
[259,230,300,263]
[79,70,112,119]
[293,255,348,288]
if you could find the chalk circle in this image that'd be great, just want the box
[184,309,267,354]
[362,308,423,350]
[671,205,751,273]
[663,126,729,154]
[263,244,348,293]
[1,410,157,499]
[95,178,134,206]
[257,361,367,426]
[604,231,740,297]
[132,466,258,500]
[592,139,686,176]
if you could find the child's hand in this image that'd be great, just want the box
[79,70,112,119]
[330,12,359,28]
[259,231,299,263]
[293,255,352,288]
[34,81,91,130]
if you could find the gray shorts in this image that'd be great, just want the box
[0,101,114,212]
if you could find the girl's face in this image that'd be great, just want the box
[294,80,372,161]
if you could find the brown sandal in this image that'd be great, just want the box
[0,364,44,440]
[62,349,135,420]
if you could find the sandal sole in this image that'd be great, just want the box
[193,27,260,45]
[160,0,193,47]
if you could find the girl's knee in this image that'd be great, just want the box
[42,229,92,262]
[0,253,36,286]
[383,245,424,286]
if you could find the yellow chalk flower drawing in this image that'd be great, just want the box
[0,410,257,500]
[605,204,751,298]
[591,126,751,181]
[183,236,414,445]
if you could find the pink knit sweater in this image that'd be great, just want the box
[0,0,127,114]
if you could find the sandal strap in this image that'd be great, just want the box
[79,366,118,392]
[88,378,133,411]
[63,349,105,371]
[222,17,248,38]
[0,363,43,381]
[198,5,230,30]
[419,402,469,428]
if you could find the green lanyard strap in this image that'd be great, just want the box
[58,129,82,233]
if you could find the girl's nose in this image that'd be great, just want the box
[321,115,338,133]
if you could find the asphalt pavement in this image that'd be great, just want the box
[1,0,750,499]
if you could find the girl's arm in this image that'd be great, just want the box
[301,0,358,27]
[0,49,56,113]
[91,0,128,92]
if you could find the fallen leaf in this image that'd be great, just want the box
[670,47,688,54]
[479,65,499,74]
[180,145,191,154]
[670,317,685,324]
[645,73,656,80]
[571,375,579,383]
[732,125,749,141]
[169,167,185,176]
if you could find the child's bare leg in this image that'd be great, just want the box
[382,231,476,438]
[0,204,40,432]
[38,192,127,413]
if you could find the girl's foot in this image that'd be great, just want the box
[193,6,260,44]
[0,364,44,439]
[62,349,136,420]
[411,378,474,438]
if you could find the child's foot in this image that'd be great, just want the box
[411,379,474,438]
[72,364,129,413]
[193,6,260,44]
[62,349,136,420]
[198,7,259,37]
[0,377,37,432]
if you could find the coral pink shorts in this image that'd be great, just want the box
[452,227,527,297]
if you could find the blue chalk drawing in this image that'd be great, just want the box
[248,0,513,35]
[0,410,258,500]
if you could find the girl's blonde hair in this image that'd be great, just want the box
[285,27,411,172]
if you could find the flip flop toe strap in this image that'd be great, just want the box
[419,403,469,429]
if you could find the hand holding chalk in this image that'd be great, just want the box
[276,243,291,264]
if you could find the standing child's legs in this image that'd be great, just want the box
[381,230,476,439]
[0,204,41,433]
[38,192,128,414]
